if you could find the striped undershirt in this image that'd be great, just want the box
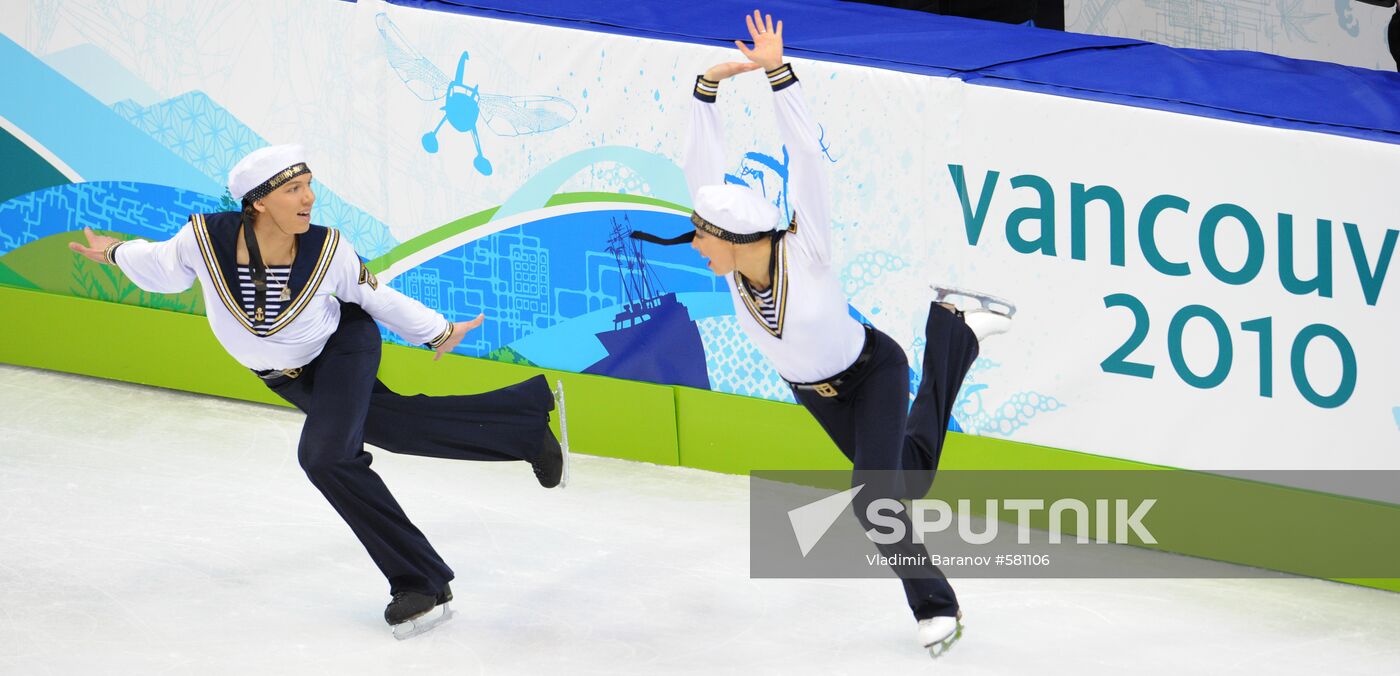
[236,264,290,328]
[749,283,780,333]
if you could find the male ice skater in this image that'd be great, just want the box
[70,145,568,639]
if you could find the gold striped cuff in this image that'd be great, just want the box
[766,63,797,91]
[427,321,454,349]
[694,75,719,103]
[103,240,126,265]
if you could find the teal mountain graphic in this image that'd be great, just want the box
[40,43,161,107]
[0,34,399,258]
[0,33,216,195]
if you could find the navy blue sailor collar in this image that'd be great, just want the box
[189,211,339,337]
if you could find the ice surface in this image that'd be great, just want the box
[2,364,1398,674]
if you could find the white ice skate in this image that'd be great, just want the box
[917,610,964,659]
[554,379,571,488]
[931,285,1015,342]
[931,286,1017,317]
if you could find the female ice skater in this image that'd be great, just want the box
[69,145,567,639]
[631,12,1012,658]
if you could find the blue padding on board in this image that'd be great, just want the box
[382,0,1400,144]
[972,44,1400,141]
[382,0,1139,73]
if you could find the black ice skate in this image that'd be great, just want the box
[531,379,571,489]
[386,583,453,640]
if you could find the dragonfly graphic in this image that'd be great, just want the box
[375,13,577,176]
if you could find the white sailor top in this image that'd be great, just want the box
[108,212,453,372]
[685,64,866,384]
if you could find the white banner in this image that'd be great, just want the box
[1,0,1394,471]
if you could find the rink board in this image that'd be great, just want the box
[4,283,1397,593]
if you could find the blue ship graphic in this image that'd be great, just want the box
[583,216,710,389]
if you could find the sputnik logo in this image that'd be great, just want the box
[787,485,864,557]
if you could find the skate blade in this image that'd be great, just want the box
[924,619,964,659]
[554,379,571,488]
[930,285,1017,317]
[390,603,453,641]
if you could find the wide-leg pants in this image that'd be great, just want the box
[262,302,555,596]
[792,304,980,620]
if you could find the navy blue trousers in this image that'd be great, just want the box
[262,303,555,596]
[793,304,979,620]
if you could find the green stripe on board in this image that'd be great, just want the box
[0,259,39,289]
[1,230,205,314]
[365,206,500,275]
[0,285,677,466]
[542,192,689,212]
[364,192,689,274]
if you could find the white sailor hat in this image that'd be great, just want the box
[228,145,311,203]
[631,184,788,247]
[691,184,784,243]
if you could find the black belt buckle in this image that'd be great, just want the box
[813,382,839,397]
